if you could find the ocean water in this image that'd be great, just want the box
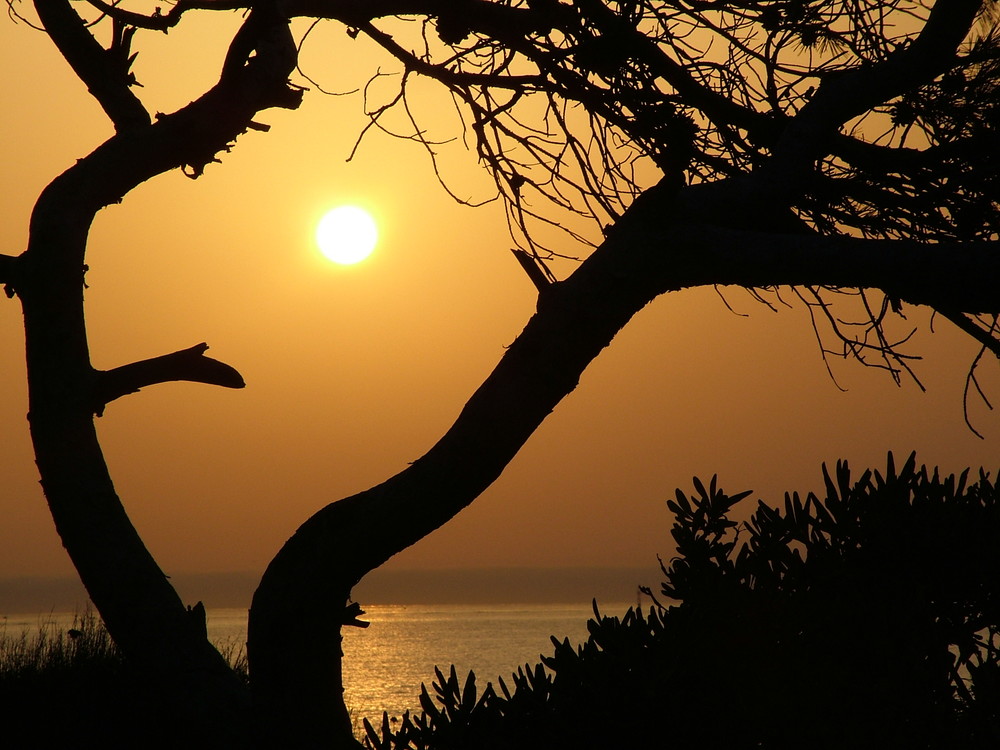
[339,603,627,723]
[3,602,633,725]
[212,603,633,723]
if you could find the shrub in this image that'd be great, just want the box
[0,608,248,749]
[364,453,1000,749]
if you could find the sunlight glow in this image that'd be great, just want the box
[316,206,378,265]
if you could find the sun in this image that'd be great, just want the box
[316,206,378,265]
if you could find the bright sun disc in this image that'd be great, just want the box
[316,206,378,265]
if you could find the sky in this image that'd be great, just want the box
[0,8,997,609]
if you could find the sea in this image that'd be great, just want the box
[2,602,635,726]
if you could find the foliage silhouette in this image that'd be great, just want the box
[364,454,1000,750]
[3,2,1000,745]
[0,610,249,750]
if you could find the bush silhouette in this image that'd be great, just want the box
[365,453,1000,749]
[0,610,248,750]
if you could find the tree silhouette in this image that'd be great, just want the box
[1,1,998,748]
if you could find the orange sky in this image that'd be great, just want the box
[0,11,997,596]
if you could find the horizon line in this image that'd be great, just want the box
[0,565,660,614]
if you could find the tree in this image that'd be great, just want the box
[1,1,997,748]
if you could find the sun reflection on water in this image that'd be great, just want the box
[340,603,619,723]
[3,603,631,727]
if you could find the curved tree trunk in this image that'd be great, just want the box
[248,174,1000,747]
[247,204,664,745]
[20,163,252,748]
[13,2,303,745]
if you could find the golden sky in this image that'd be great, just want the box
[0,10,997,593]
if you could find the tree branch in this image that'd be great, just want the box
[85,0,247,31]
[35,0,150,131]
[25,7,302,232]
[86,0,537,33]
[665,226,1000,315]
[768,0,982,184]
[358,20,544,90]
[93,343,245,415]
[936,309,1000,361]
[567,0,775,142]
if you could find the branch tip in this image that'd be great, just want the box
[511,247,557,293]
[94,342,246,415]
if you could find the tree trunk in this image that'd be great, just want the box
[246,181,680,746]
[19,187,251,745]
[14,3,303,745]
[248,175,1000,746]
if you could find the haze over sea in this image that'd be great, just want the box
[0,567,651,723]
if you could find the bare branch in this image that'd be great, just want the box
[93,343,245,415]
[562,0,775,142]
[937,309,1000,361]
[85,0,538,35]
[84,0,246,31]
[769,0,983,180]
[25,6,302,227]
[360,20,545,90]
[511,247,557,293]
[794,285,924,389]
[937,310,1000,438]
[964,345,994,440]
[34,0,150,131]
[6,0,44,30]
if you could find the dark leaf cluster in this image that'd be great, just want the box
[364,453,1000,749]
